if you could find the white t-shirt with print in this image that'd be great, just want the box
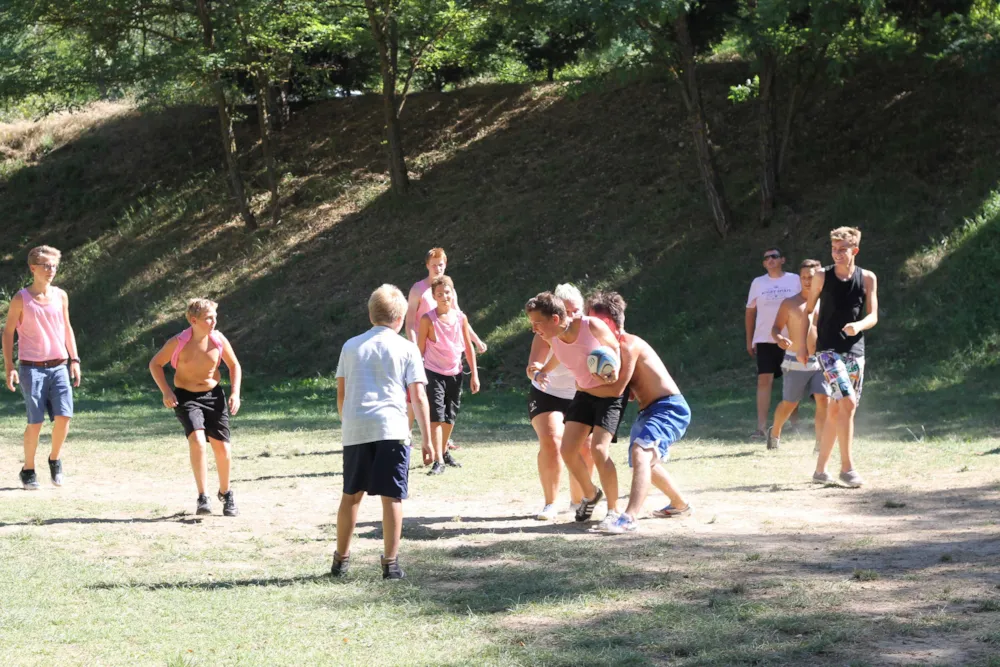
[746,273,802,345]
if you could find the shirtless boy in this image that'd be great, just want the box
[767,260,829,451]
[525,292,622,530]
[150,299,243,516]
[3,246,81,489]
[798,227,879,487]
[585,292,692,533]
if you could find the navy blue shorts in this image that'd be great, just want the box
[343,440,410,500]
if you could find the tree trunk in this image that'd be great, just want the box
[777,82,803,178]
[255,70,280,224]
[547,64,555,82]
[673,13,731,239]
[758,49,778,225]
[196,0,257,230]
[365,0,410,194]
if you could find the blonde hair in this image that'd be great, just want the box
[430,275,454,295]
[186,298,218,321]
[369,284,407,326]
[28,245,61,265]
[830,227,862,246]
[554,283,583,310]
[425,247,447,263]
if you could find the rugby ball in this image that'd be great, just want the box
[587,346,620,379]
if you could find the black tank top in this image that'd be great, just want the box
[816,265,866,356]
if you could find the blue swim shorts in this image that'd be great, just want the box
[628,394,690,467]
[19,363,74,424]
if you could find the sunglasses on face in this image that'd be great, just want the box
[763,254,781,260]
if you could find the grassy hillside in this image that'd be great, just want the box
[1,60,998,437]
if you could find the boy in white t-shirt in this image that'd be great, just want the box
[744,247,801,439]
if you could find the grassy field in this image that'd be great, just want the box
[1,385,998,666]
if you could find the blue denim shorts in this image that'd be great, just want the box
[628,394,690,467]
[19,364,74,424]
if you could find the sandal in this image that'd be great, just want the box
[652,504,691,518]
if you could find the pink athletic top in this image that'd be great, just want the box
[410,278,460,337]
[422,310,466,376]
[16,288,68,362]
[170,327,228,372]
[549,316,603,390]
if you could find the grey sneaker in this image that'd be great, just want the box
[839,470,864,487]
[381,556,406,580]
[218,490,239,517]
[196,494,212,515]
[48,459,63,486]
[20,468,39,490]
[589,510,621,533]
[812,471,832,484]
[766,426,780,450]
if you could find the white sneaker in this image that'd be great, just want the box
[536,503,558,521]
[602,513,638,534]
[589,510,620,533]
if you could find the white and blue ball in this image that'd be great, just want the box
[587,346,620,379]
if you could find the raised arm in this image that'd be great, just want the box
[148,337,180,408]
[844,271,878,336]
[805,269,825,317]
[3,293,23,392]
[461,314,479,394]
[61,289,81,387]
[221,338,242,415]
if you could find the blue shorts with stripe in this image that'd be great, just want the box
[628,394,690,467]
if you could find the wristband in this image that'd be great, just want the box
[533,371,541,382]
[70,358,81,364]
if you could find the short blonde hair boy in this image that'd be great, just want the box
[830,227,862,246]
[187,298,218,321]
[28,245,61,265]
[369,284,407,326]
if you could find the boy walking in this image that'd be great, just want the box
[417,276,480,474]
[149,299,242,516]
[798,227,879,487]
[585,292,692,533]
[767,260,830,451]
[3,246,81,489]
[332,285,432,580]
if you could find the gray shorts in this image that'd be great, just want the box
[782,369,830,403]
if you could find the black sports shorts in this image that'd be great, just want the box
[174,385,231,442]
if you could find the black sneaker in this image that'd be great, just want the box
[196,494,212,515]
[48,459,64,486]
[427,461,445,476]
[218,490,239,517]
[443,452,462,468]
[330,552,350,577]
[20,468,39,490]
[381,556,406,580]
[575,488,604,522]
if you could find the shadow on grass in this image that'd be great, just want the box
[89,573,330,592]
[0,512,201,527]
[235,470,342,483]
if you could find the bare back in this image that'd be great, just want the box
[173,335,223,392]
[623,334,680,409]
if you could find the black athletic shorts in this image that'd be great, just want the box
[755,342,784,378]
[528,385,573,421]
[565,390,625,436]
[174,385,231,442]
[426,369,463,424]
[343,439,410,500]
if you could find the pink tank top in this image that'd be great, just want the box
[16,288,68,362]
[170,327,227,371]
[422,310,466,376]
[411,278,461,336]
[549,316,603,390]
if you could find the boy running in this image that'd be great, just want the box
[767,260,830,451]
[526,292,621,529]
[798,227,879,487]
[417,276,480,474]
[3,246,81,489]
[149,299,242,516]
[585,292,692,533]
[332,285,432,580]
